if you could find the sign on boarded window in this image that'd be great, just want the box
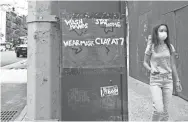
[62,13,125,68]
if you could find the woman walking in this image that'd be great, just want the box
[143,23,182,121]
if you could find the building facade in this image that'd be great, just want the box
[0,9,6,44]
[0,9,27,44]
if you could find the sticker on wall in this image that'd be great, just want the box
[100,85,119,97]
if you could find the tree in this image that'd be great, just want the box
[0,32,4,40]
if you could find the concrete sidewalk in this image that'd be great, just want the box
[1,63,27,121]
[128,76,188,121]
[0,69,27,84]
[16,76,188,121]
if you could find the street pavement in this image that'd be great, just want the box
[1,82,27,121]
[0,51,25,67]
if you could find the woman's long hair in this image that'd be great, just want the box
[151,24,172,54]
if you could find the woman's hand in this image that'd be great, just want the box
[151,69,160,75]
[176,81,182,92]
[171,51,182,92]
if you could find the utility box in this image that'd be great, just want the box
[59,1,128,121]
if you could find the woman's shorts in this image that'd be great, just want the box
[150,73,173,85]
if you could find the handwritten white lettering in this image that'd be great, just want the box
[63,37,124,47]
[95,38,124,46]
[63,40,94,47]
[64,19,88,30]
[95,19,121,28]
[119,37,125,45]
[95,38,100,45]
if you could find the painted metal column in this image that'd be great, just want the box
[26,1,61,120]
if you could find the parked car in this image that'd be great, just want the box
[15,44,27,57]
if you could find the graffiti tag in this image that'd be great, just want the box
[63,40,94,47]
[63,37,124,47]
[95,37,124,45]
[68,88,90,105]
[95,19,121,28]
[71,46,82,54]
[100,96,116,110]
[64,19,88,30]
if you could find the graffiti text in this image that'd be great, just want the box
[68,88,90,105]
[63,40,94,47]
[63,37,124,47]
[64,19,88,30]
[95,37,124,46]
[95,19,121,28]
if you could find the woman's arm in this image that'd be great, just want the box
[171,52,180,82]
[143,54,152,72]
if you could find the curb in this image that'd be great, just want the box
[0,69,27,84]
[14,105,59,121]
[14,105,27,121]
[1,59,27,69]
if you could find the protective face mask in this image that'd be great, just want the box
[158,32,167,41]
